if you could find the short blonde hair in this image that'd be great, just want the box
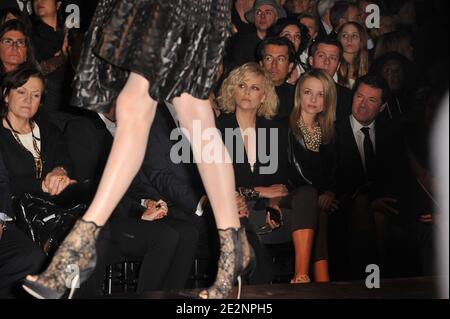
[290,69,336,145]
[217,62,279,119]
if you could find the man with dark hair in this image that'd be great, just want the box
[308,37,352,122]
[333,74,416,280]
[225,0,286,70]
[257,36,296,123]
[329,0,360,36]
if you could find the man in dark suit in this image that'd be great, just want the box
[333,74,414,279]
[308,37,353,122]
[64,104,203,292]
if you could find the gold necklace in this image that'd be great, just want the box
[297,117,322,152]
[5,117,43,179]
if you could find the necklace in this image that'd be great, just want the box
[297,117,322,152]
[4,117,43,179]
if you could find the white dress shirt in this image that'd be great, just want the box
[349,115,376,171]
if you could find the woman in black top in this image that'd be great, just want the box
[0,67,74,198]
[218,63,329,284]
[288,68,338,282]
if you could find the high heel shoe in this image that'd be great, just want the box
[22,219,102,299]
[290,274,311,284]
[198,227,255,299]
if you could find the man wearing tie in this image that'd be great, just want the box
[333,74,414,279]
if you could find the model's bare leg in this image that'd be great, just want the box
[82,72,157,225]
[23,73,158,298]
[173,93,239,229]
[173,93,253,299]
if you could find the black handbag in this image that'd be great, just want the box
[12,181,95,256]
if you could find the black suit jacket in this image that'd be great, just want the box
[64,111,113,182]
[128,104,204,217]
[336,83,352,123]
[336,116,412,209]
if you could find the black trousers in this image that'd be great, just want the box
[0,225,46,298]
[110,216,199,292]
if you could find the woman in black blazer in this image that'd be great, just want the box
[217,63,325,284]
[0,67,75,199]
[288,68,338,282]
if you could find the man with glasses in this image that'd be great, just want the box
[225,0,286,70]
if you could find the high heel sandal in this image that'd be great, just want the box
[22,219,102,299]
[198,227,255,299]
[290,274,311,284]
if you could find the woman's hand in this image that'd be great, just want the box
[141,199,168,221]
[255,184,289,199]
[265,205,282,230]
[41,167,76,196]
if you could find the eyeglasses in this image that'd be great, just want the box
[256,9,275,17]
[0,38,27,48]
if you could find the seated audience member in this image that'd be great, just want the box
[283,0,316,17]
[374,30,414,62]
[268,17,311,83]
[257,36,296,123]
[316,0,337,39]
[0,19,37,77]
[370,52,415,122]
[329,1,360,37]
[218,62,330,284]
[0,67,75,199]
[287,68,338,282]
[31,0,73,114]
[65,104,202,292]
[226,0,286,70]
[298,13,320,44]
[308,37,352,122]
[0,142,46,299]
[334,74,417,279]
[337,21,369,89]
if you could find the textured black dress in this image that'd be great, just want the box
[71,0,232,113]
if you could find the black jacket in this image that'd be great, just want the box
[0,118,72,197]
[127,104,204,217]
[64,111,113,182]
[217,113,288,189]
[0,150,11,215]
[336,83,353,123]
[335,116,412,210]
[287,129,338,194]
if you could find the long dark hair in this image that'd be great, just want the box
[0,19,38,74]
[1,66,45,119]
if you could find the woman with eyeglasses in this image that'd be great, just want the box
[0,19,37,76]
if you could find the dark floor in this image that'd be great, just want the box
[105,276,440,299]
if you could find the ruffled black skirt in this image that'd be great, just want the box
[71,0,231,113]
